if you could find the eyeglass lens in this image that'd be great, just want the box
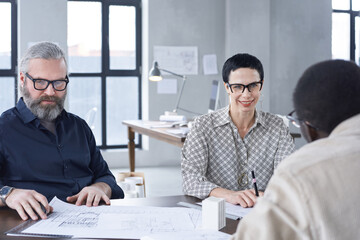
[34,79,67,91]
[287,111,301,128]
[230,82,262,93]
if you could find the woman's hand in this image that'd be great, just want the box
[210,188,264,207]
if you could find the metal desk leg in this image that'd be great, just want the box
[127,126,135,172]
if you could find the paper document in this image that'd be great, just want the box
[225,202,253,218]
[141,230,230,240]
[203,54,218,75]
[13,197,203,239]
[166,128,190,135]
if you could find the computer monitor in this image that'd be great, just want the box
[208,80,221,113]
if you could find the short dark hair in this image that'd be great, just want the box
[294,59,360,134]
[222,53,264,83]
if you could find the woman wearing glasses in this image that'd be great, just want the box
[181,53,295,207]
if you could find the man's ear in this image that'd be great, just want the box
[19,72,25,87]
[300,124,329,143]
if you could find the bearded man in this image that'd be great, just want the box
[0,42,123,221]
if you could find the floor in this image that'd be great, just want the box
[111,165,183,197]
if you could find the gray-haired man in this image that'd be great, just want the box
[0,42,123,221]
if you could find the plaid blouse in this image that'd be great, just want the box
[181,106,295,199]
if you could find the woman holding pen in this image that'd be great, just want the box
[181,53,294,208]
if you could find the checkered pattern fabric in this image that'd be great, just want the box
[181,106,295,199]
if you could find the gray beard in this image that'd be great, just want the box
[21,84,66,121]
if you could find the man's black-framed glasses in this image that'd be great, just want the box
[286,110,318,129]
[227,81,263,94]
[25,72,69,91]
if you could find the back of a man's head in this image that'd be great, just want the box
[293,59,360,134]
[19,41,67,73]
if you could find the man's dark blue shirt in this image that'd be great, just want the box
[0,98,124,201]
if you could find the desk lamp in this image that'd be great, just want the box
[149,61,187,120]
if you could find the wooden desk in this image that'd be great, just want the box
[0,195,239,240]
[123,120,186,172]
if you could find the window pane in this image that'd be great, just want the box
[109,5,136,70]
[353,0,360,10]
[0,77,15,113]
[332,0,350,10]
[332,13,350,60]
[67,1,101,73]
[68,77,102,145]
[0,3,11,69]
[106,77,139,145]
[356,17,360,65]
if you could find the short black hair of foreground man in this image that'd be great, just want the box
[0,42,123,221]
[232,59,360,240]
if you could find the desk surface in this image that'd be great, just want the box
[123,120,187,172]
[0,195,239,240]
[123,120,186,147]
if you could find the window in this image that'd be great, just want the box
[0,0,17,113]
[67,0,142,149]
[332,0,360,65]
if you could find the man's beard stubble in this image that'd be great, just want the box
[21,84,66,121]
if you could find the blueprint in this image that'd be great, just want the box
[20,197,205,239]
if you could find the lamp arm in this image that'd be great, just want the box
[156,67,187,113]
[158,68,185,79]
[173,75,187,113]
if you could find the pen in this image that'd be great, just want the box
[251,170,259,197]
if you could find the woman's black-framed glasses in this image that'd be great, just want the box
[227,81,263,94]
[286,110,318,129]
[25,72,69,91]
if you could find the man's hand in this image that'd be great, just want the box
[66,182,112,207]
[210,188,264,208]
[5,189,52,221]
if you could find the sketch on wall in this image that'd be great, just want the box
[154,46,198,75]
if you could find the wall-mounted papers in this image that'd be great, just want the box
[203,54,218,75]
[154,46,198,75]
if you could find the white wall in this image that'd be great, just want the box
[143,0,226,167]
[18,0,68,67]
[18,0,68,107]
[225,0,271,113]
[268,0,332,148]
[17,0,332,168]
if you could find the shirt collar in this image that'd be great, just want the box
[212,106,231,128]
[212,105,266,129]
[16,97,69,125]
[255,110,266,127]
[16,97,37,124]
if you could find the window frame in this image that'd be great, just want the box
[0,0,18,105]
[332,0,360,62]
[68,0,142,150]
